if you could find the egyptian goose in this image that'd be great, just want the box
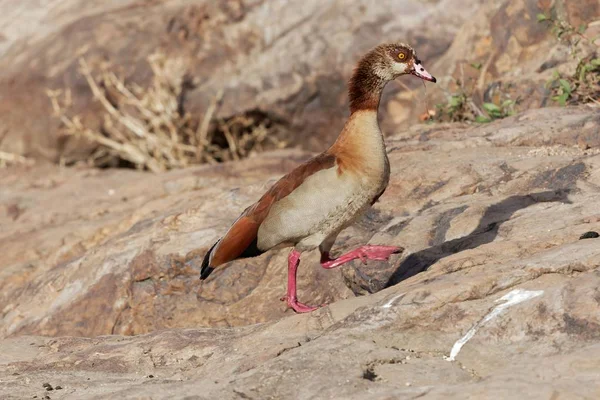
[201,42,436,313]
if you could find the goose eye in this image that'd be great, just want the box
[398,53,406,60]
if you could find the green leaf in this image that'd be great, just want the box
[553,92,569,106]
[470,62,482,70]
[536,13,548,22]
[578,24,587,34]
[552,70,560,79]
[501,99,515,108]
[559,93,569,106]
[590,58,600,67]
[483,102,501,114]
[449,95,464,108]
[558,79,572,94]
[475,116,492,123]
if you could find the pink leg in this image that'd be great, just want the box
[320,245,403,269]
[280,249,321,313]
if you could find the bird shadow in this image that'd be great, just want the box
[384,189,572,288]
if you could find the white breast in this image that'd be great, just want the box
[257,166,352,249]
[257,110,390,251]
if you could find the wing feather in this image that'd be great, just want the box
[200,153,337,278]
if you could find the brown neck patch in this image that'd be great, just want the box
[348,52,387,114]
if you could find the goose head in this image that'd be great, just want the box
[368,42,436,83]
[349,42,436,113]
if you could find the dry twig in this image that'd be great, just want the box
[48,51,285,171]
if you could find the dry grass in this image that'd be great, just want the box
[48,52,286,172]
[546,54,600,107]
[431,70,516,124]
[0,130,34,168]
[538,9,600,107]
[0,151,34,168]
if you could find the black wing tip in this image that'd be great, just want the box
[199,237,263,280]
[200,266,215,280]
[200,241,218,280]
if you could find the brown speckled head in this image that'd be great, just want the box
[349,42,436,113]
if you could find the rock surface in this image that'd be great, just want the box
[2,104,600,399]
[2,0,600,398]
[2,0,598,162]
[0,0,481,160]
[388,0,600,127]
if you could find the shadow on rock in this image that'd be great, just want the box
[385,189,572,288]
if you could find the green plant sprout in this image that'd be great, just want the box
[538,9,600,107]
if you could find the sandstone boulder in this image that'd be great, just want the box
[1,105,600,398]
[0,0,482,161]
[1,0,600,397]
[390,0,600,125]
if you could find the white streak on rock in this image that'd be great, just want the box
[382,293,405,308]
[447,289,544,361]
